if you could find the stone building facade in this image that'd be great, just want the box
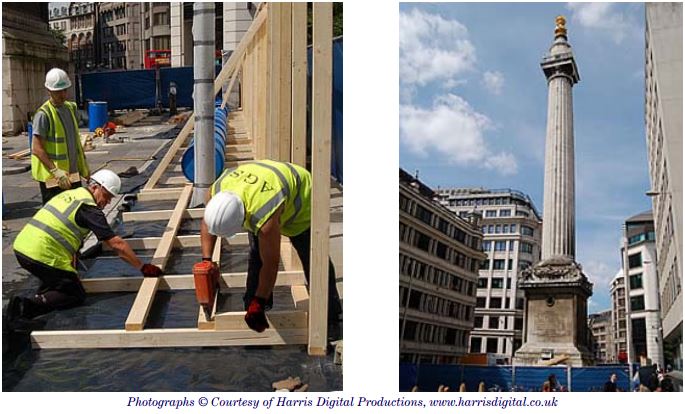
[589,310,614,363]
[610,270,629,363]
[3,3,70,134]
[399,170,484,364]
[437,188,542,363]
[645,2,683,372]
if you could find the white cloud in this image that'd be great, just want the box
[399,8,476,86]
[400,94,518,175]
[567,3,637,44]
[482,71,504,95]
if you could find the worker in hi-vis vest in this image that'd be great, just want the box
[31,68,90,204]
[6,170,163,331]
[200,160,342,333]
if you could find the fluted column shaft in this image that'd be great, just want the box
[541,74,575,260]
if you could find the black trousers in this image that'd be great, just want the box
[39,180,82,205]
[244,229,342,321]
[14,251,86,318]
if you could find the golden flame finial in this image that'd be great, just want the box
[555,15,567,37]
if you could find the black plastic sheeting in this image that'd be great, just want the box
[3,205,341,391]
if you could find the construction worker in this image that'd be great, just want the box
[31,68,90,204]
[5,169,163,330]
[200,160,342,333]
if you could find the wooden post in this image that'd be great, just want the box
[278,4,293,162]
[291,2,307,167]
[266,3,282,160]
[308,2,332,356]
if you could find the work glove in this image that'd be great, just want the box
[50,167,71,190]
[245,297,269,333]
[140,263,163,278]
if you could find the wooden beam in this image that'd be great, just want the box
[291,2,307,167]
[103,235,202,251]
[125,185,192,331]
[278,4,292,162]
[31,327,309,349]
[144,118,195,190]
[214,310,307,330]
[291,285,310,311]
[266,2,282,160]
[137,188,184,201]
[159,175,190,186]
[122,208,205,222]
[82,271,307,293]
[308,2,333,356]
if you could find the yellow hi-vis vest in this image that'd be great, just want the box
[13,187,96,273]
[210,160,311,237]
[31,100,90,182]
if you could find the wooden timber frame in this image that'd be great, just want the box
[31,4,335,356]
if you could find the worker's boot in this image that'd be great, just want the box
[4,296,46,333]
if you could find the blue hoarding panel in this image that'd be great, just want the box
[81,69,156,110]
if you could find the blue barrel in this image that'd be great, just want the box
[27,122,32,152]
[88,101,108,132]
[181,105,229,182]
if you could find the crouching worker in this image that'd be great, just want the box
[200,160,342,333]
[7,169,163,329]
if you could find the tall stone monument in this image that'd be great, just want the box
[513,16,593,367]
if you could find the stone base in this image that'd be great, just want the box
[513,342,594,367]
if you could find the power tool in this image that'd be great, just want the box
[192,261,220,320]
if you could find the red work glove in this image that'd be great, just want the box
[141,263,163,278]
[245,297,269,332]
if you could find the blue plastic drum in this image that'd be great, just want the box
[88,101,108,132]
[181,105,229,182]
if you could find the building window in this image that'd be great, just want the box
[502,224,509,233]
[508,259,513,270]
[510,224,517,232]
[516,298,524,309]
[509,240,515,251]
[630,295,645,311]
[488,225,494,233]
[476,297,486,308]
[491,278,503,289]
[522,226,534,236]
[414,231,430,252]
[520,242,533,254]
[414,204,432,226]
[499,209,511,217]
[628,252,642,269]
[474,316,483,328]
[486,210,497,217]
[478,278,488,289]
[493,259,505,270]
[479,259,490,270]
[514,318,523,330]
[435,242,448,260]
[489,297,502,309]
[482,241,491,252]
[470,337,482,353]
[629,273,643,290]
[495,225,501,234]
[482,225,487,234]
[488,317,499,329]
[494,241,507,251]
[486,338,498,353]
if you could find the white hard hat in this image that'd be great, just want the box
[204,191,245,238]
[45,68,72,91]
[91,169,121,196]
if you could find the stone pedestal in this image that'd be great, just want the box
[513,256,593,366]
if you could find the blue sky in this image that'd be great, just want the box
[399,3,651,312]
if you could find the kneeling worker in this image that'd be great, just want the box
[200,160,342,333]
[7,169,163,327]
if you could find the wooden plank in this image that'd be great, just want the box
[197,292,219,330]
[291,2,307,167]
[220,62,242,110]
[159,175,190,186]
[278,4,292,162]
[123,208,205,222]
[31,328,309,349]
[82,271,307,293]
[125,185,192,331]
[215,310,307,331]
[144,117,195,190]
[308,3,333,356]
[103,235,203,251]
[291,285,310,311]
[137,188,183,201]
[266,2,282,160]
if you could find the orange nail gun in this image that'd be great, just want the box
[193,261,220,320]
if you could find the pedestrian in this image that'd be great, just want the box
[6,170,163,330]
[603,373,618,392]
[547,374,560,391]
[200,160,342,333]
[31,68,91,204]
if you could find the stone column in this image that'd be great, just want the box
[540,17,580,261]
